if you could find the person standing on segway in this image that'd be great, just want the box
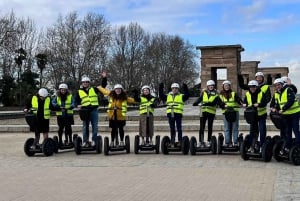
[97,72,136,147]
[134,85,157,145]
[24,88,57,149]
[242,80,268,152]
[75,75,107,147]
[52,83,75,146]
[192,80,220,147]
[270,78,300,151]
[159,82,189,147]
[219,80,243,147]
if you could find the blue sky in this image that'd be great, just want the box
[1,0,300,87]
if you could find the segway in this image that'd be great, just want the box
[134,105,160,154]
[23,109,56,157]
[218,107,243,154]
[161,104,189,155]
[103,107,130,155]
[73,108,102,155]
[189,104,217,155]
[240,107,274,162]
[271,112,300,165]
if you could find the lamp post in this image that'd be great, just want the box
[14,48,27,106]
[35,53,47,88]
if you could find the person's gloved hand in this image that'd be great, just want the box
[150,103,155,108]
[193,103,198,106]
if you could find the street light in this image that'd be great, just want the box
[35,53,47,88]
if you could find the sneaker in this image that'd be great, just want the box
[82,142,87,147]
[149,140,153,145]
[120,141,124,146]
[110,141,115,147]
[91,141,95,147]
[30,144,36,149]
[141,139,145,146]
[170,143,175,148]
[206,141,211,147]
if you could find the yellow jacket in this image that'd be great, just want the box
[97,86,135,120]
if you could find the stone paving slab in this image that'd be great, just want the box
[0,133,300,201]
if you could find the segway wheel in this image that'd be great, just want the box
[24,138,35,157]
[272,139,284,162]
[181,136,190,155]
[134,135,140,154]
[271,135,281,146]
[95,135,102,154]
[211,136,217,154]
[104,137,109,156]
[155,135,160,154]
[240,137,250,160]
[238,133,244,147]
[74,136,82,155]
[161,136,170,155]
[217,134,224,154]
[125,135,130,154]
[289,145,300,166]
[42,138,55,157]
[189,136,197,155]
[53,136,59,153]
[262,140,273,162]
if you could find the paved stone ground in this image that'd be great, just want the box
[0,132,300,201]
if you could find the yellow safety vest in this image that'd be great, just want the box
[219,92,239,113]
[139,97,155,115]
[31,96,51,119]
[274,88,300,115]
[56,94,74,116]
[245,91,267,116]
[202,91,217,114]
[107,98,127,118]
[78,88,99,107]
[166,93,184,114]
[260,84,269,94]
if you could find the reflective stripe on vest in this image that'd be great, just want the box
[31,96,51,119]
[274,89,300,115]
[139,97,155,115]
[219,92,239,113]
[202,91,217,114]
[107,98,127,117]
[56,94,74,116]
[166,94,184,114]
[245,91,267,116]
[78,88,99,107]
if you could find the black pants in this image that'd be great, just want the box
[199,112,215,142]
[109,120,126,142]
[57,115,74,144]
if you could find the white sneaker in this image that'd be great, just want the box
[141,139,145,145]
[206,141,211,147]
[197,142,203,147]
[30,144,36,149]
[149,140,153,145]
[120,141,124,146]
[110,141,115,147]
[91,141,95,147]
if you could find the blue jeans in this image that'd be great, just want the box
[223,111,239,144]
[283,112,300,148]
[82,108,98,143]
[167,113,182,143]
[258,116,267,146]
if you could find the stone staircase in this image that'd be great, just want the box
[0,102,280,133]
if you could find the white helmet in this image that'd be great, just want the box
[206,80,215,86]
[274,78,284,85]
[81,76,90,82]
[255,72,264,77]
[281,76,288,83]
[222,80,231,85]
[171,83,180,88]
[113,84,123,89]
[38,88,48,97]
[248,80,258,87]
[59,83,68,89]
[141,85,151,91]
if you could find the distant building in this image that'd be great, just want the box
[196,44,288,97]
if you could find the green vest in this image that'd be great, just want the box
[260,84,269,94]
[31,96,51,119]
[274,88,300,115]
[219,92,239,114]
[78,87,99,107]
[56,94,74,116]
[245,91,267,116]
[139,97,155,115]
[202,91,217,114]
[166,93,184,114]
